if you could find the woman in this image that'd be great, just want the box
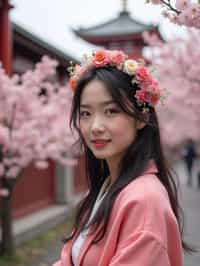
[53,50,189,266]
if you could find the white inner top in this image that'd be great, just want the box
[71,177,111,266]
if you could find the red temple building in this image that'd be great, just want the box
[74,0,162,59]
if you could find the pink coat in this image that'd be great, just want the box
[53,161,183,266]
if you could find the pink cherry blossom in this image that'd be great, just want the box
[175,0,189,10]
[0,188,9,197]
[0,56,76,197]
[145,29,200,147]
[150,0,162,4]
[147,0,200,29]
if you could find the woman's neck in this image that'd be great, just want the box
[106,152,125,183]
[106,160,120,184]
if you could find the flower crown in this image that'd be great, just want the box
[68,50,165,112]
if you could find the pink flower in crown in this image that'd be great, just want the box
[141,75,155,87]
[69,60,95,90]
[135,66,151,83]
[135,89,150,103]
[149,78,159,89]
[109,50,126,66]
[92,50,110,67]
[149,85,161,106]
[141,77,159,92]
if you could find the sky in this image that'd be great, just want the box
[10,0,185,61]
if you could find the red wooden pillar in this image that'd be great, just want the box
[0,0,13,75]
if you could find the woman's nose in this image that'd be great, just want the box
[91,116,105,134]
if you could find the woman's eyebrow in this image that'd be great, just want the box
[80,100,116,108]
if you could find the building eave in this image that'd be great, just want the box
[13,22,79,66]
[73,12,158,39]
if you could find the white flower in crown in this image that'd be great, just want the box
[67,49,167,112]
[123,59,139,75]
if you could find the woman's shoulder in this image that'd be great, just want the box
[112,174,179,243]
[118,173,169,207]
[118,160,170,206]
[113,173,176,226]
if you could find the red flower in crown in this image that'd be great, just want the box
[92,50,110,67]
[69,76,77,91]
[149,86,161,105]
[150,94,159,106]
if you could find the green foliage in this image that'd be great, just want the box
[0,212,75,266]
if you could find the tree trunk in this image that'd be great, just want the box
[0,176,15,256]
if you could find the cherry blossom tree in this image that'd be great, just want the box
[0,56,76,255]
[143,30,200,148]
[147,0,200,28]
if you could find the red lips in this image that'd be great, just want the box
[91,139,111,149]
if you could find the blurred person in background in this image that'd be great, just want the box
[181,138,197,186]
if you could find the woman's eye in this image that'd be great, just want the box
[105,108,120,116]
[80,111,90,118]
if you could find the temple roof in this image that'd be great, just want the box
[74,11,157,38]
[13,23,76,64]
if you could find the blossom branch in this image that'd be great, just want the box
[147,0,200,28]
[161,0,181,14]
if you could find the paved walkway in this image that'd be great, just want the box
[176,160,200,266]
[26,160,200,266]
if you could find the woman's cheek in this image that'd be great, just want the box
[80,122,89,139]
[112,115,131,127]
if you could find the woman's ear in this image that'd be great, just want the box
[136,120,146,130]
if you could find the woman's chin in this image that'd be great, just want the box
[92,153,107,159]
[91,150,110,159]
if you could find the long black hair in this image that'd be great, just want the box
[66,66,192,252]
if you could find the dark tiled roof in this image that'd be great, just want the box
[74,11,157,37]
[13,22,77,64]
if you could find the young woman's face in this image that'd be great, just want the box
[79,79,139,166]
